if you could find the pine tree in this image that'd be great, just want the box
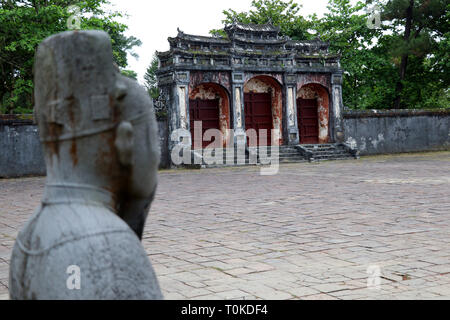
[144,53,160,99]
[381,0,448,108]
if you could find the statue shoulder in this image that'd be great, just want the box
[15,203,130,253]
[10,206,162,300]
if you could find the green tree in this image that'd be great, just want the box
[0,0,141,114]
[144,53,160,99]
[311,0,394,109]
[314,0,448,109]
[379,0,449,108]
[213,0,448,109]
[210,0,312,40]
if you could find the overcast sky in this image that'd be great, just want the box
[107,0,331,84]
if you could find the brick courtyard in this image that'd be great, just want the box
[1,151,450,300]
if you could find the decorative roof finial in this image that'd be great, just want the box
[268,17,273,25]
[177,27,184,36]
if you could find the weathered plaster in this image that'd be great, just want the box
[343,110,450,155]
[287,87,295,127]
[298,83,330,144]
[244,76,283,145]
[297,73,330,92]
[244,73,284,86]
[244,78,272,93]
[190,71,231,93]
[345,136,357,149]
[189,83,230,147]
[333,86,341,121]
[235,87,243,129]
[178,86,187,129]
[297,86,316,99]
[370,133,385,148]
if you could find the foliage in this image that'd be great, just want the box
[211,0,312,40]
[0,0,141,114]
[121,69,138,80]
[378,0,449,108]
[144,53,160,99]
[312,0,389,109]
[211,0,449,110]
[1,0,448,113]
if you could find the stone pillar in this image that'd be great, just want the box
[231,72,246,148]
[169,71,191,149]
[331,73,345,143]
[174,71,190,129]
[284,74,299,145]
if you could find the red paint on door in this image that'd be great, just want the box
[189,99,220,148]
[297,98,319,144]
[244,92,272,146]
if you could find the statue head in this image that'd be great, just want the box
[34,30,160,238]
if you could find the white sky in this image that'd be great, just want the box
[107,0,331,84]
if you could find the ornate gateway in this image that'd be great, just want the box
[157,22,346,157]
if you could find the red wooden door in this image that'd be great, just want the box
[297,98,319,144]
[244,92,272,146]
[189,99,220,148]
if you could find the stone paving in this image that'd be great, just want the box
[1,151,450,300]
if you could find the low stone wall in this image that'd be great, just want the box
[2,110,449,177]
[0,116,170,178]
[343,109,450,155]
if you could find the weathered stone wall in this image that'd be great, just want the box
[344,110,450,155]
[157,118,170,169]
[0,118,170,178]
[3,110,449,177]
[0,119,46,178]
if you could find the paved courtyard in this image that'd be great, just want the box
[1,151,450,300]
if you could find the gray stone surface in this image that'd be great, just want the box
[157,119,170,168]
[3,110,449,177]
[0,122,46,178]
[344,110,450,155]
[8,30,163,299]
[0,119,169,178]
[2,152,450,300]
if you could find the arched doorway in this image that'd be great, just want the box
[244,76,283,146]
[297,84,330,144]
[189,83,230,148]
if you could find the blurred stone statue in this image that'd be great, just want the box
[9,31,163,300]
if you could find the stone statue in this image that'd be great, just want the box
[8,30,163,300]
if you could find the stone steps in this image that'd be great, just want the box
[299,143,358,162]
[198,146,308,168]
[192,143,358,168]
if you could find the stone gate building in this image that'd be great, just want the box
[156,22,351,164]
